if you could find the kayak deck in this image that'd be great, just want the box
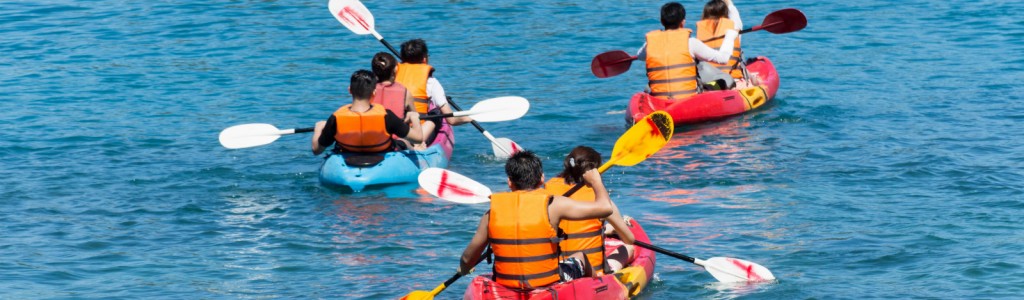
[626,56,779,125]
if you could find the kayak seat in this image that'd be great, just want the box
[344,155,385,168]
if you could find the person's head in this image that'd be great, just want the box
[702,0,728,20]
[348,69,377,100]
[505,150,544,191]
[557,146,602,185]
[660,2,686,29]
[400,39,428,63]
[371,52,398,82]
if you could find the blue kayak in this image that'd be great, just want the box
[318,121,455,192]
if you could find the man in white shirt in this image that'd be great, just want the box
[635,2,738,99]
[394,39,472,149]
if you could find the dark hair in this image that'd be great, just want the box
[557,146,602,185]
[660,2,686,29]
[505,150,543,191]
[400,39,428,63]
[702,0,728,20]
[349,69,377,99]
[371,52,398,81]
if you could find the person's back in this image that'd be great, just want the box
[645,3,699,100]
[696,0,743,79]
[546,146,636,275]
[331,103,391,153]
[393,39,434,116]
[370,52,411,120]
[489,188,562,289]
[545,177,605,275]
[646,28,698,99]
[391,39,474,150]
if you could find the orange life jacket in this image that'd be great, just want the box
[696,18,743,79]
[545,177,605,275]
[394,63,433,114]
[371,82,407,120]
[332,104,392,153]
[645,29,698,99]
[489,190,561,290]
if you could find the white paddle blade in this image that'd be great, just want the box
[328,0,375,35]
[219,123,286,149]
[492,138,522,159]
[417,168,492,204]
[463,96,530,123]
[701,257,776,283]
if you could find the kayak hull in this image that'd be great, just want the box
[318,120,455,192]
[626,56,779,125]
[463,218,656,300]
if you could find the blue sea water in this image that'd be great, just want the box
[3,0,1024,298]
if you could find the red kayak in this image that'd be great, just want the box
[463,218,656,299]
[626,56,779,125]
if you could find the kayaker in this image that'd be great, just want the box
[370,52,417,149]
[311,70,424,155]
[637,2,739,99]
[394,39,472,150]
[545,146,636,275]
[696,0,759,88]
[458,151,615,290]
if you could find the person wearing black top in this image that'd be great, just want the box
[312,70,424,155]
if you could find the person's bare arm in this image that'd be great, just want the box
[549,169,612,223]
[604,202,635,245]
[312,121,327,155]
[402,112,424,143]
[438,104,473,126]
[459,212,490,275]
[404,90,416,116]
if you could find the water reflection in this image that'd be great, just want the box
[648,119,760,178]
[640,119,768,207]
[703,280,778,299]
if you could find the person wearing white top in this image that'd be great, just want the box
[635,2,738,99]
[396,39,472,150]
[635,4,738,68]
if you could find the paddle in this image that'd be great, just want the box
[415,171,775,284]
[218,97,528,149]
[445,97,521,158]
[419,96,529,123]
[633,241,775,283]
[703,8,806,43]
[219,124,313,150]
[328,0,525,159]
[590,8,807,78]
[403,111,674,299]
[328,0,399,57]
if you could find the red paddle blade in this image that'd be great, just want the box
[761,8,806,34]
[591,50,637,78]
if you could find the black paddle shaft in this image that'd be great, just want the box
[635,241,696,264]
[295,127,314,133]
[446,97,489,133]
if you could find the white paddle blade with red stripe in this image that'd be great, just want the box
[418,168,492,204]
[492,138,521,159]
[328,0,378,37]
[697,257,776,283]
